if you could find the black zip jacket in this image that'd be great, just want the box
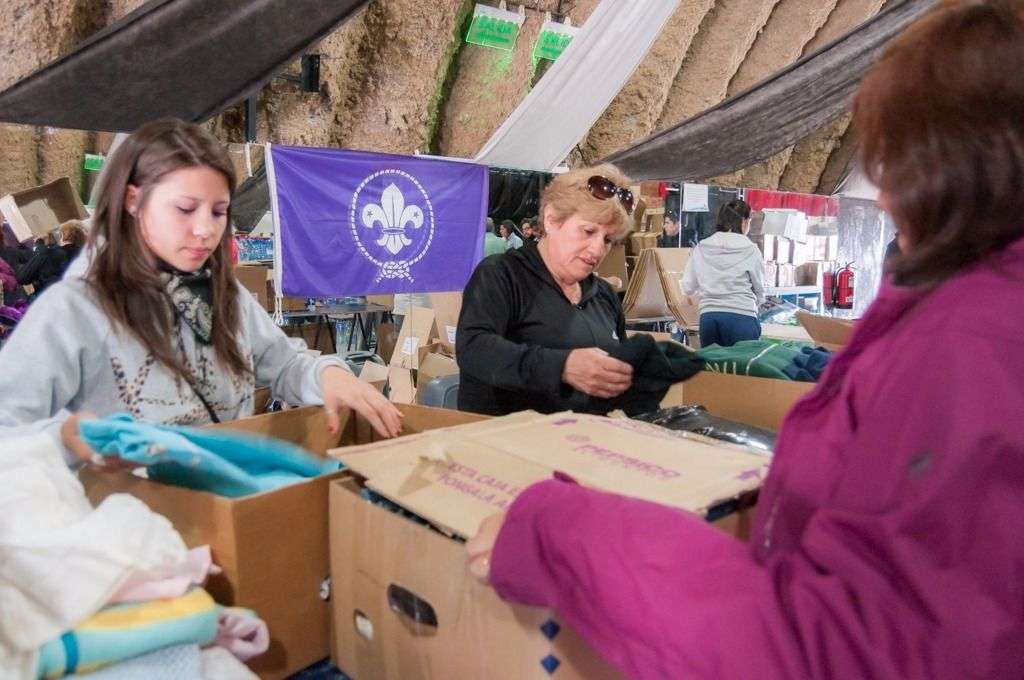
[456,242,626,415]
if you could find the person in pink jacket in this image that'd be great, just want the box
[466,2,1024,678]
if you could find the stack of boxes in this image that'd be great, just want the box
[750,210,838,290]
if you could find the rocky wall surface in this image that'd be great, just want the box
[577,0,715,164]
[711,0,839,189]
[654,0,780,133]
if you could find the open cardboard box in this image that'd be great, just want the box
[0,177,89,243]
[624,331,814,431]
[327,411,767,680]
[80,404,486,679]
[659,371,815,431]
[796,310,855,352]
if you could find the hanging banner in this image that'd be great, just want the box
[267,146,488,297]
[532,21,577,62]
[465,4,525,52]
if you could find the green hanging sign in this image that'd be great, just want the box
[532,20,577,62]
[465,4,524,52]
[83,153,105,172]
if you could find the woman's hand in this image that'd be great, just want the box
[562,348,633,399]
[321,366,403,439]
[466,512,507,583]
[61,412,133,469]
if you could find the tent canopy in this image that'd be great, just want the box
[0,0,368,132]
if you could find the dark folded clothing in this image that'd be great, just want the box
[573,334,705,416]
[634,404,777,453]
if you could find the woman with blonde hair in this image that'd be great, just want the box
[457,164,635,415]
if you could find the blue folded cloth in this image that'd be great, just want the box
[81,414,341,497]
[781,346,833,383]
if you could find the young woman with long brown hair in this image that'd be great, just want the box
[0,119,401,465]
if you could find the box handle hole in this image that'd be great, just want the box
[387,583,438,628]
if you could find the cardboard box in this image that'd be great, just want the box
[774,237,794,264]
[796,261,827,288]
[359,361,390,392]
[764,261,779,288]
[626,232,658,256]
[776,263,797,288]
[234,264,272,310]
[0,177,89,243]
[281,296,309,312]
[791,240,813,267]
[428,292,463,353]
[81,404,486,679]
[283,319,335,356]
[622,248,698,329]
[669,371,815,430]
[328,412,766,679]
[329,478,626,680]
[390,306,438,370]
[375,322,399,364]
[416,351,459,396]
[796,310,855,352]
[596,244,629,292]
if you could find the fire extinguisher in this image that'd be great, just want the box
[830,263,855,310]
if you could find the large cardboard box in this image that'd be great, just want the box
[665,371,814,430]
[81,404,486,679]
[328,412,768,680]
[0,177,89,243]
[796,310,855,351]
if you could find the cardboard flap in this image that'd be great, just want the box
[596,244,628,292]
[390,306,438,370]
[333,412,768,539]
[795,311,855,351]
[624,248,697,328]
[417,351,459,387]
[0,177,89,242]
[359,361,389,392]
[428,292,463,351]
[387,367,416,404]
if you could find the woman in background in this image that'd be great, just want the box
[681,198,764,347]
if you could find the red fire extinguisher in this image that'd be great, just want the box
[826,263,855,309]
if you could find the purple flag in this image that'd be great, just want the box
[267,145,488,296]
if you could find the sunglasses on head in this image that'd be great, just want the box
[586,175,635,215]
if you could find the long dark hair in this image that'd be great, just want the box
[86,118,249,380]
[855,0,1024,287]
[716,199,750,233]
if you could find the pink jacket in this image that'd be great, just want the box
[490,238,1024,679]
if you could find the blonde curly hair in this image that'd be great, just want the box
[539,163,633,240]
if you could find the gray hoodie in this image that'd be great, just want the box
[681,231,765,318]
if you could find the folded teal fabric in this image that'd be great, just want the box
[80,414,341,497]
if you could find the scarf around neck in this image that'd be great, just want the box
[162,265,214,344]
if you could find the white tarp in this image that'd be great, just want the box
[474,0,680,171]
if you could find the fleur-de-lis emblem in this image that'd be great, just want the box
[361,183,424,255]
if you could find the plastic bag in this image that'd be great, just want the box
[634,405,777,454]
